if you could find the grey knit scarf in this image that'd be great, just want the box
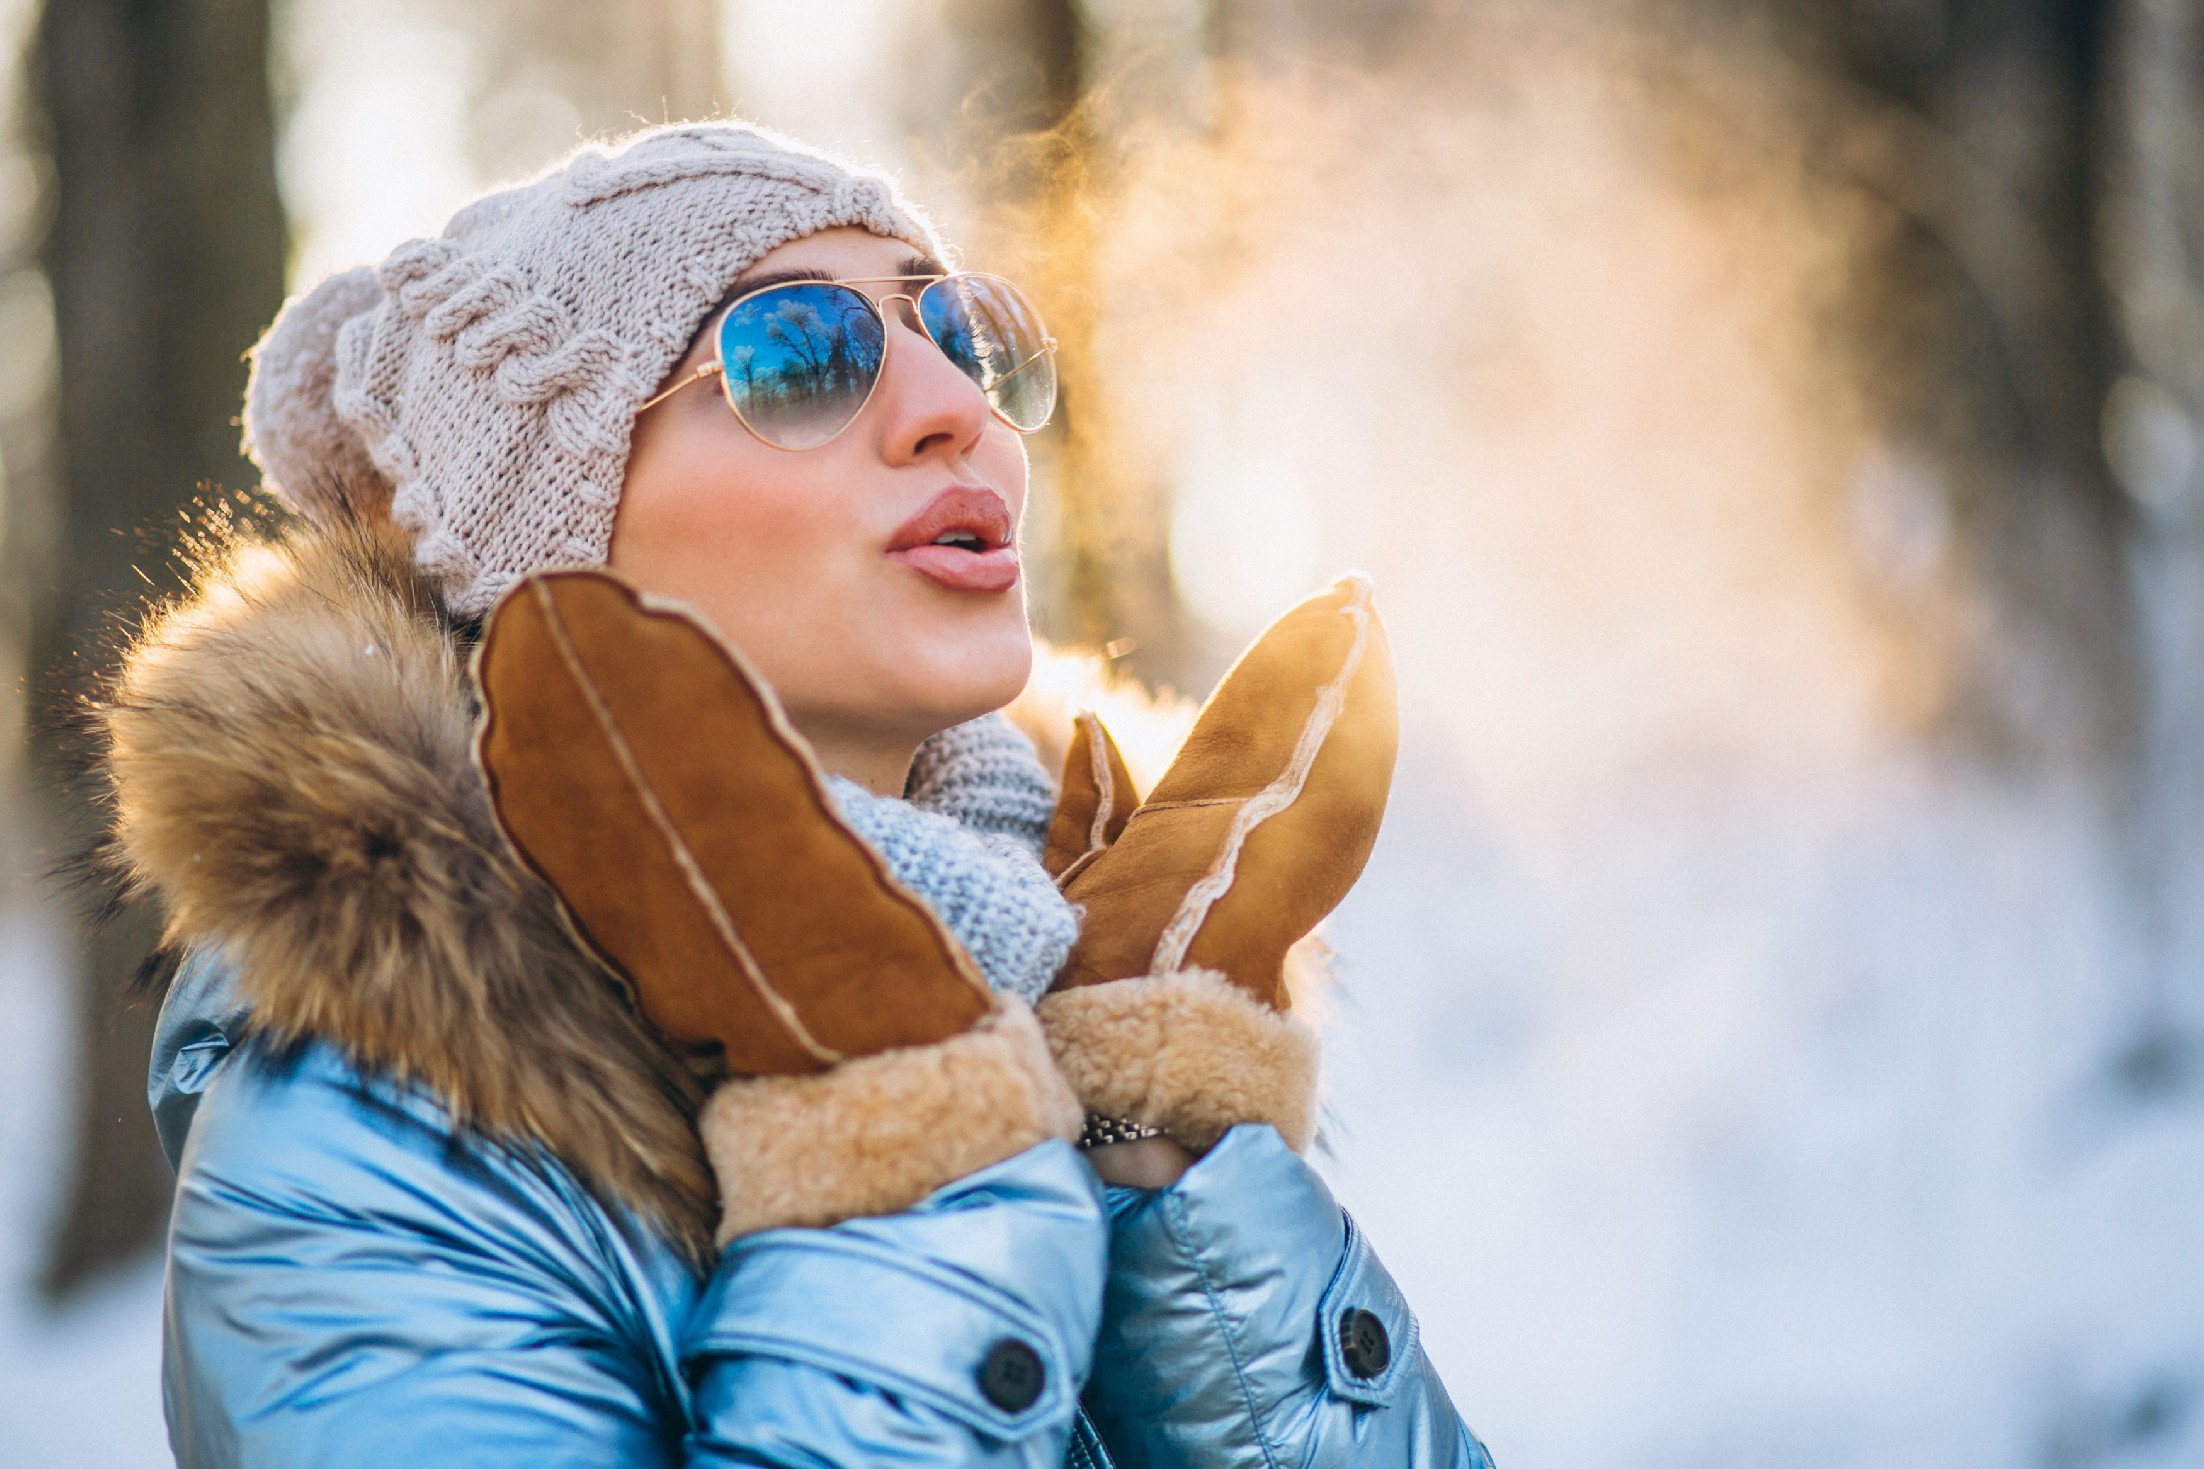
[825,713,1077,1005]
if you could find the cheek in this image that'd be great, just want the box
[630,415,849,558]
[693,475,839,549]
[976,428,1031,522]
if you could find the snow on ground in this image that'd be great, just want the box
[1316,748,2204,1469]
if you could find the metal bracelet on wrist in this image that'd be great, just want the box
[1078,1113,1169,1150]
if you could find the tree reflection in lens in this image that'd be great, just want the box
[721,284,885,449]
[919,275,1054,432]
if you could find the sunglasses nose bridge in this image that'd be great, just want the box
[874,291,923,335]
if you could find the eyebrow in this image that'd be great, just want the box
[727,254,946,295]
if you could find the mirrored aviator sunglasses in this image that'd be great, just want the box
[642,273,1059,451]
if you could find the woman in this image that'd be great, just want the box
[106,122,1492,1468]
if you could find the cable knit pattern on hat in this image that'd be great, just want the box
[827,738,1077,1007]
[243,124,947,615]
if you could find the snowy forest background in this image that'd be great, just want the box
[4,0,2204,1464]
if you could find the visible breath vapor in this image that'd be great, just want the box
[1083,29,1942,836]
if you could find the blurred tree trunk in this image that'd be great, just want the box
[1767,0,2137,762]
[30,0,287,1295]
[2094,0,2204,1082]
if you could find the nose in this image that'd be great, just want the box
[870,298,991,465]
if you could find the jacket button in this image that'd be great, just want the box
[1339,1308,1391,1379]
[977,1337,1046,1413]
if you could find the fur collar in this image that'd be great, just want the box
[97,515,718,1259]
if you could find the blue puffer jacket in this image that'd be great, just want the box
[152,955,1489,1468]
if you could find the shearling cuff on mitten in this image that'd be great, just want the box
[700,997,1082,1245]
[1037,969,1320,1154]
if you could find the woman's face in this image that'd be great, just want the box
[612,228,1034,785]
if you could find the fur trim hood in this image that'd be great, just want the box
[98,515,722,1255]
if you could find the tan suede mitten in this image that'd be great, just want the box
[474,569,1079,1243]
[1037,573,1398,1153]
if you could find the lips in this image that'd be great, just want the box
[885,486,1020,594]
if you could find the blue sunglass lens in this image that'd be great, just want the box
[716,283,886,449]
[918,275,1056,432]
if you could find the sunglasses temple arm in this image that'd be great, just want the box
[638,360,722,414]
[991,338,1058,387]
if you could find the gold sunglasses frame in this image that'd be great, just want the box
[636,272,1059,452]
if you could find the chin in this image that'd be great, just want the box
[886,618,1034,735]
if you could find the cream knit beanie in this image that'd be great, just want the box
[242,123,948,616]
